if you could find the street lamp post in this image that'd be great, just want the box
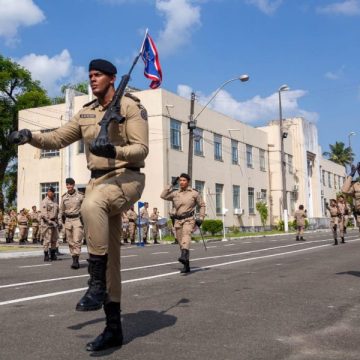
[278,84,289,232]
[187,75,250,181]
[348,131,356,166]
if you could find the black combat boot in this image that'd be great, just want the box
[341,237,345,244]
[5,237,9,243]
[178,249,187,264]
[86,301,123,352]
[44,251,50,262]
[179,249,190,274]
[296,236,300,241]
[33,238,37,244]
[300,236,305,241]
[71,255,80,269]
[334,238,338,246]
[50,248,57,261]
[76,254,107,311]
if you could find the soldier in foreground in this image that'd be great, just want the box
[9,59,148,352]
[59,178,84,269]
[342,163,360,232]
[161,173,205,273]
[294,205,307,241]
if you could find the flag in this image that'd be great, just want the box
[141,33,162,89]
[138,201,145,209]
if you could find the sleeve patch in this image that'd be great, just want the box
[141,108,148,121]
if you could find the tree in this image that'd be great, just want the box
[256,201,268,229]
[0,55,51,210]
[323,141,354,167]
[52,81,89,104]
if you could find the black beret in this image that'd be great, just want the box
[89,59,117,75]
[179,173,191,181]
[66,177,75,185]
[48,186,55,193]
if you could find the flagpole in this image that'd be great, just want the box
[138,28,149,54]
[127,28,148,76]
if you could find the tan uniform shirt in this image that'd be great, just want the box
[342,176,360,212]
[160,185,206,220]
[59,190,84,221]
[30,211,41,226]
[294,210,306,227]
[3,214,10,227]
[140,208,149,220]
[41,197,59,227]
[127,209,137,221]
[29,94,149,171]
[17,213,29,227]
[337,202,347,216]
[150,211,159,223]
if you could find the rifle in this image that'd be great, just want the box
[90,53,142,149]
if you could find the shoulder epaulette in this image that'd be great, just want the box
[192,188,199,192]
[82,99,97,108]
[61,192,67,197]
[124,92,140,102]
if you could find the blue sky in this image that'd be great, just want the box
[1,0,359,159]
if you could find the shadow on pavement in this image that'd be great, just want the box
[336,270,360,278]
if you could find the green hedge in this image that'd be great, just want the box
[202,219,223,235]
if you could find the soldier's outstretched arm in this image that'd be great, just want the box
[160,185,176,201]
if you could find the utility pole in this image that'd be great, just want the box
[187,92,196,184]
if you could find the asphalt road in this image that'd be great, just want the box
[1,230,360,360]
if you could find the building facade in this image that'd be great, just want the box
[17,89,346,228]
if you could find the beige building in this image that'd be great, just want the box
[17,89,346,229]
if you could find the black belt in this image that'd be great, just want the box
[65,214,80,219]
[129,219,135,223]
[91,167,140,179]
[174,211,194,220]
[19,223,28,226]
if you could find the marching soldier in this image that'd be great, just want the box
[41,187,60,261]
[4,210,17,243]
[337,195,349,243]
[121,212,130,244]
[59,178,84,269]
[161,173,205,273]
[140,202,149,244]
[127,205,137,244]
[17,208,30,244]
[342,163,360,232]
[9,58,148,351]
[149,207,160,244]
[30,206,41,243]
[294,205,307,241]
[326,199,340,245]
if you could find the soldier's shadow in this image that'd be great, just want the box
[336,270,360,278]
[69,299,188,357]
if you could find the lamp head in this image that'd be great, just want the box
[279,84,289,92]
[349,131,356,136]
[238,74,250,82]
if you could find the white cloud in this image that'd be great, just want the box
[177,84,319,123]
[17,50,87,96]
[0,0,45,45]
[156,0,201,56]
[246,0,283,15]
[317,0,360,16]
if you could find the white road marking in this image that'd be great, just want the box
[224,244,235,247]
[0,242,339,306]
[151,252,169,255]
[121,255,138,258]
[206,246,217,248]
[243,242,251,244]
[19,264,52,268]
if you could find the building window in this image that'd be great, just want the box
[40,182,59,202]
[322,170,326,186]
[171,176,180,190]
[40,129,60,158]
[170,119,182,150]
[231,140,238,165]
[260,189,267,203]
[259,149,266,171]
[246,145,253,168]
[194,128,203,156]
[78,139,85,154]
[248,187,255,214]
[334,174,337,189]
[290,191,296,215]
[233,185,240,209]
[214,134,222,161]
[215,183,223,214]
[328,172,332,188]
[288,154,293,174]
[195,180,205,212]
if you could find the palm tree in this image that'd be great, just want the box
[323,141,354,167]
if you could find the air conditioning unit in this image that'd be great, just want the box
[234,208,244,215]
[256,192,262,200]
[293,184,299,191]
[321,190,324,196]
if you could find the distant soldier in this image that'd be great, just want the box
[337,195,349,243]
[169,207,178,245]
[0,210,3,230]
[294,205,307,241]
[140,202,150,244]
[17,208,30,244]
[30,206,41,244]
[4,210,17,243]
[41,186,60,261]
[59,178,84,269]
[127,206,137,244]
[161,173,205,273]
[326,199,340,245]
[149,207,160,244]
[121,212,130,244]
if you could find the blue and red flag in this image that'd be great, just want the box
[141,33,162,89]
